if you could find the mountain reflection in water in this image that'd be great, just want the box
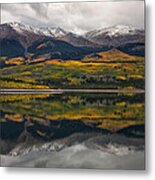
[0,93,145,169]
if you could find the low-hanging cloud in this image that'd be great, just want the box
[1,1,144,34]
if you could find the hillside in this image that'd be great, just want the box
[0,49,144,90]
[82,49,143,62]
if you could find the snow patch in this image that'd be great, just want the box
[7,22,68,37]
[85,25,140,38]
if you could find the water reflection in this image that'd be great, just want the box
[0,93,145,169]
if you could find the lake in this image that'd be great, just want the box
[0,92,145,169]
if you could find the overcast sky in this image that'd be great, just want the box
[1,1,144,34]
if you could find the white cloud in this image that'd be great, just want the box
[1,1,144,34]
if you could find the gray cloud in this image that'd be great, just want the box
[29,3,48,18]
[1,1,144,34]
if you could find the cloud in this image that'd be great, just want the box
[1,1,144,34]
[1,143,144,169]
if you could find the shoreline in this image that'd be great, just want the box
[0,88,145,94]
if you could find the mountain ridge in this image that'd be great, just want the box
[0,22,145,59]
[2,22,144,38]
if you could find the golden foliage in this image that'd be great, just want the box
[82,48,144,62]
[6,57,24,65]
[5,114,22,122]
[0,80,49,89]
[0,94,50,102]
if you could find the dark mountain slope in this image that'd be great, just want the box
[0,38,25,58]
[27,37,103,60]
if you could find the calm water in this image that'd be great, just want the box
[0,93,145,169]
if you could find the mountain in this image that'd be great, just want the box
[39,26,67,37]
[0,22,144,60]
[0,22,45,48]
[57,32,99,47]
[27,37,97,60]
[0,22,46,58]
[0,22,99,59]
[85,25,145,56]
[85,25,143,39]
[1,22,68,38]
[0,22,95,48]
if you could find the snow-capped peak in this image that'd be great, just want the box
[8,22,38,33]
[39,27,67,37]
[85,25,140,38]
[105,25,137,36]
[6,22,68,38]
[2,22,143,40]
